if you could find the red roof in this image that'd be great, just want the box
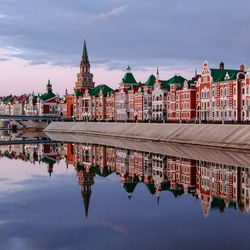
[17,94,26,103]
[9,96,16,105]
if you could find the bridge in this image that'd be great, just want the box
[0,139,55,146]
[0,115,73,122]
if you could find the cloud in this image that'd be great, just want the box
[0,0,250,86]
[0,46,23,57]
[0,57,9,62]
[89,5,128,22]
[89,218,128,234]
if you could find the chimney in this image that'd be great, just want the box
[240,64,245,72]
[219,62,224,70]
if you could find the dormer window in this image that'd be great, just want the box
[224,72,230,80]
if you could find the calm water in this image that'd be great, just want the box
[0,135,250,250]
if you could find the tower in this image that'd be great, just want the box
[74,39,95,93]
[77,167,95,220]
[46,80,52,93]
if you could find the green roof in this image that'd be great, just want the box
[76,163,84,172]
[145,74,156,87]
[42,157,56,166]
[90,165,113,177]
[122,72,137,84]
[161,181,170,190]
[168,188,184,197]
[41,92,56,101]
[2,95,12,104]
[211,197,225,213]
[75,89,83,97]
[123,182,138,193]
[160,80,170,90]
[89,84,113,97]
[210,68,244,82]
[146,183,156,195]
[4,151,12,159]
[159,75,187,90]
[166,75,186,84]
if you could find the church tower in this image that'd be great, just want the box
[74,39,95,93]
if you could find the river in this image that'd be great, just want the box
[0,131,249,250]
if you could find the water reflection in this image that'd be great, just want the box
[0,140,249,218]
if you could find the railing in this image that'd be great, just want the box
[0,115,73,121]
[71,118,250,125]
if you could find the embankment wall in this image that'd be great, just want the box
[44,122,250,150]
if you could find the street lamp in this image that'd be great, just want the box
[222,102,226,125]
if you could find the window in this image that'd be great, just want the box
[242,87,245,95]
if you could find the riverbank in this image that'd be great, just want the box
[45,131,250,168]
[44,122,250,150]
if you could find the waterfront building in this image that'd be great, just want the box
[0,95,28,115]
[64,38,250,123]
[167,78,197,121]
[196,62,247,122]
[25,80,60,116]
[0,95,12,115]
[58,89,68,116]
[105,91,116,121]
[151,70,168,121]
[115,66,138,121]
[143,75,155,121]
[39,80,60,116]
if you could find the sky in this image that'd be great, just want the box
[0,0,250,95]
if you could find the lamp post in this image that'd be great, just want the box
[222,102,226,125]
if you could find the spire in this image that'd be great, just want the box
[46,79,52,93]
[82,191,91,220]
[127,65,131,72]
[195,68,197,76]
[157,195,160,205]
[156,67,159,80]
[157,189,160,205]
[128,192,132,200]
[82,38,89,64]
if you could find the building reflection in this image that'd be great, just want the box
[0,141,249,217]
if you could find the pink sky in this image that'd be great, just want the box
[0,56,195,97]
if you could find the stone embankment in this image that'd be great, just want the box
[45,122,250,150]
[45,131,250,168]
